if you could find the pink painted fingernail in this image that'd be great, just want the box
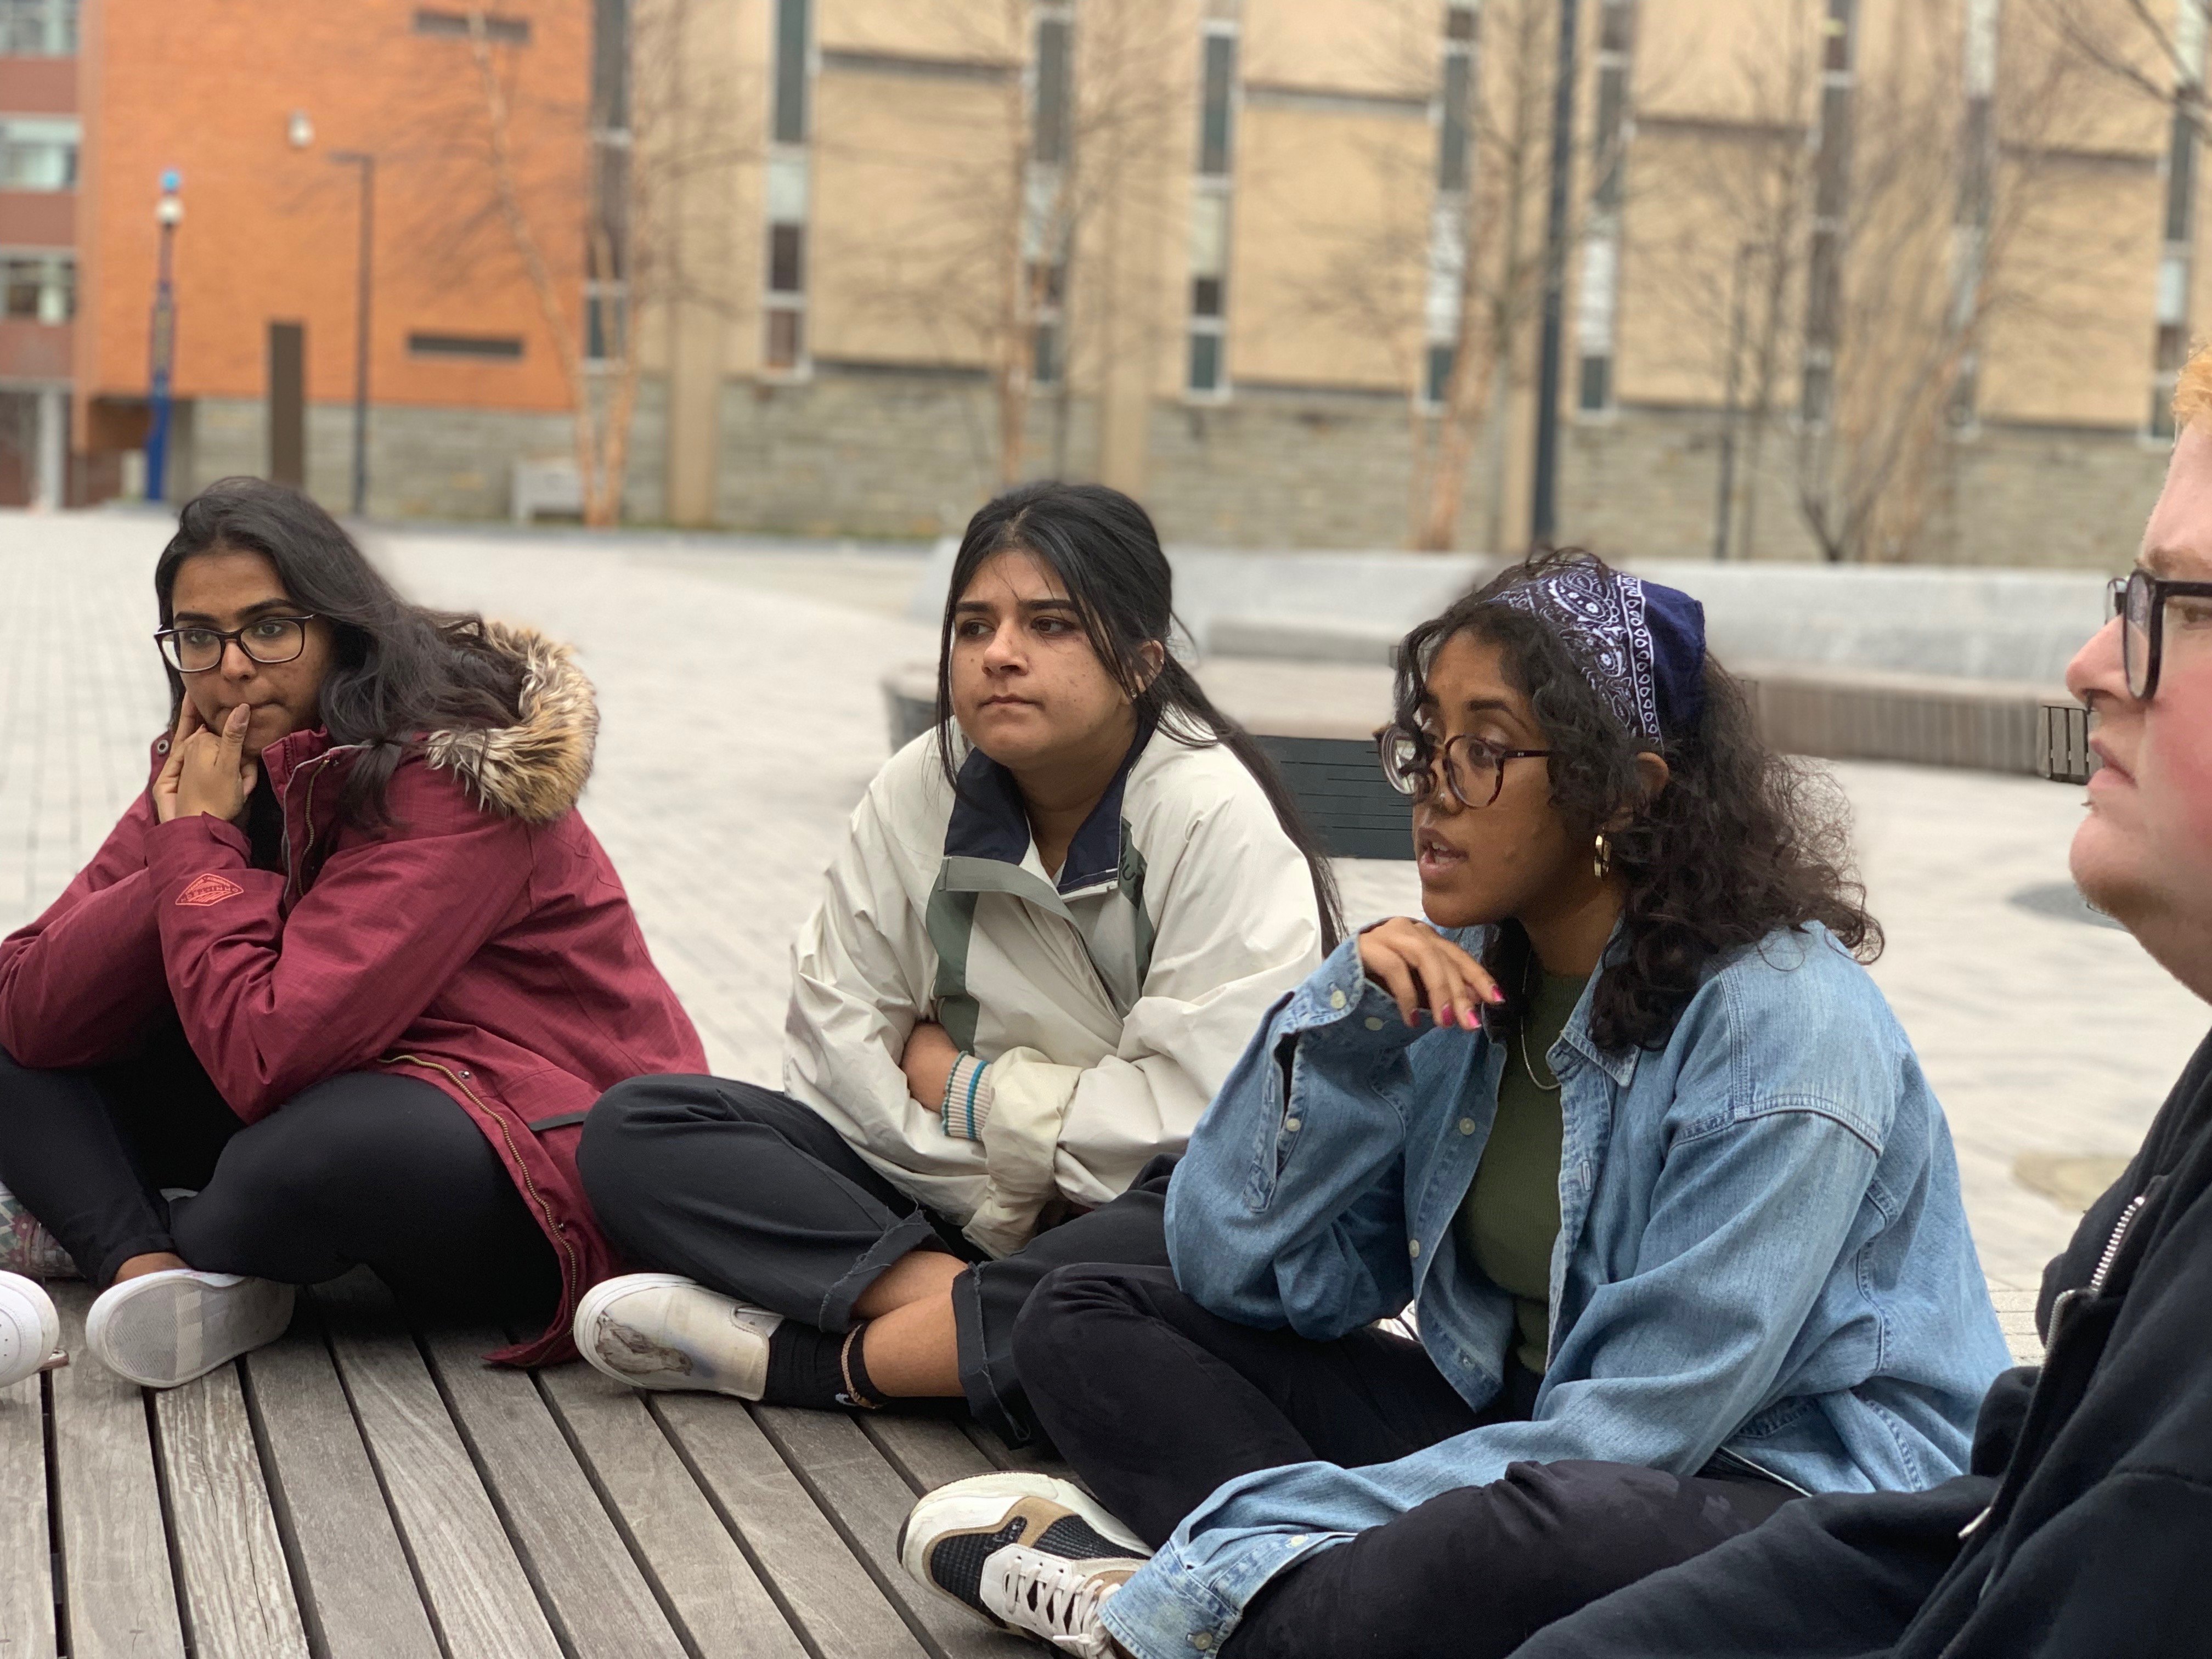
[1437,1004,1455,1025]
[1487,985,1506,1004]
[1460,1009,1480,1029]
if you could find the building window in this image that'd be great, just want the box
[413,9,531,44]
[1424,2,1478,410]
[1197,30,1236,177]
[763,0,812,377]
[408,332,526,358]
[1034,13,1072,165]
[0,0,75,55]
[1802,0,1855,426]
[1575,0,1635,413]
[0,116,78,190]
[1186,14,1238,397]
[587,0,631,364]
[773,0,810,146]
[1,252,71,321]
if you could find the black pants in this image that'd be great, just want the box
[1015,1264,1798,1659]
[0,1026,558,1319]
[578,1074,1173,1444]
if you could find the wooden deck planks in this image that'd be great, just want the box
[420,1327,692,1659]
[313,1279,565,1659]
[241,1296,442,1659]
[150,1362,311,1658]
[653,1391,933,1659]
[0,1327,56,1659]
[44,1283,185,1659]
[753,1406,1026,1659]
[534,1361,811,1659]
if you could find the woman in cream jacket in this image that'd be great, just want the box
[573,482,1339,1442]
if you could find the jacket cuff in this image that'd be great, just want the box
[941,1053,995,1141]
[1276,934,1428,1049]
[146,812,252,898]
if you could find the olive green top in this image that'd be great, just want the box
[1454,970,1588,1378]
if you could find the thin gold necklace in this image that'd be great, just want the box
[1518,1023,1562,1093]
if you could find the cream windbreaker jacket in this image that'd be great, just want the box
[783,721,1325,1257]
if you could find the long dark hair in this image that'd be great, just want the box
[1393,547,1878,1052]
[155,477,523,828]
[934,481,1344,951]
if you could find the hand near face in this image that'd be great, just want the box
[1357,916,1502,1030]
[169,702,258,825]
[901,1019,962,1111]
[151,701,205,825]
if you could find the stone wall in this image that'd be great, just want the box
[174,370,2169,572]
[183,388,665,523]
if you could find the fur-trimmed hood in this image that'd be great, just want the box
[423,621,597,823]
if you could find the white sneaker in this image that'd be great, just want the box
[573,1272,783,1398]
[86,1269,294,1388]
[899,1472,1150,1655]
[0,1183,78,1279]
[0,1271,64,1389]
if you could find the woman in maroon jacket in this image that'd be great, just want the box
[0,477,704,1386]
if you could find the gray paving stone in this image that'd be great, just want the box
[1,512,2198,1300]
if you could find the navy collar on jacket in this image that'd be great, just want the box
[944,720,1153,895]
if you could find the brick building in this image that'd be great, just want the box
[0,0,75,506]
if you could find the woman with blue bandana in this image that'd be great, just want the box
[895,550,2007,1659]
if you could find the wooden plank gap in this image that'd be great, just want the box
[405,1327,588,1659]
[523,1368,708,1659]
[42,1368,68,1659]
[302,1304,454,1659]
[140,1387,201,1658]
[855,1414,997,1498]
[642,1397,838,1659]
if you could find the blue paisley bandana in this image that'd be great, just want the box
[1491,560,1707,744]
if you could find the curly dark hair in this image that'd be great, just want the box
[1393,548,1880,1053]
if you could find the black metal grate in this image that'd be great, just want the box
[2039,703,2097,785]
[1256,735,1412,861]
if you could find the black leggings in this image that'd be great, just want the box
[1015,1264,1798,1659]
[0,1025,558,1318]
[579,1073,1173,1444]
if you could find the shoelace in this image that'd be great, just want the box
[990,1548,1120,1648]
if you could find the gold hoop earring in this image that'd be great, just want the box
[1592,832,1612,882]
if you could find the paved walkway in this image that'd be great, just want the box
[3,512,2200,1295]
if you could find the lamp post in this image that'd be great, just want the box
[330,151,375,517]
[144,170,183,502]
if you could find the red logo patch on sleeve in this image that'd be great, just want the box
[175,873,246,907]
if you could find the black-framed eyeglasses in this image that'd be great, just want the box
[154,615,317,674]
[2111,571,2212,701]
[1377,724,1555,810]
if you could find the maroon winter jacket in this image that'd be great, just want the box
[0,623,705,1364]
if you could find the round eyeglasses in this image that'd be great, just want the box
[1376,724,1555,810]
[2111,570,2212,702]
[154,615,317,674]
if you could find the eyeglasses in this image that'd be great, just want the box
[154,615,317,674]
[1377,724,1555,810]
[2111,571,2212,701]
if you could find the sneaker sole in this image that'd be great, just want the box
[86,1273,294,1389]
[896,1472,1149,1624]
[572,1272,766,1398]
[0,1273,61,1390]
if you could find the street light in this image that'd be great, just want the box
[329,150,376,518]
[144,170,183,502]
[288,111,374,516]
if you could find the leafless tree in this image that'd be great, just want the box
[404,1,757,527]
[825,0,1187,490]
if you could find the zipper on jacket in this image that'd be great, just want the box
[1960,1186,2155,1544]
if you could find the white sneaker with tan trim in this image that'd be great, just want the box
[899,1471,1150,1656]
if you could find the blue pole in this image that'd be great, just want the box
[145,171,182,501]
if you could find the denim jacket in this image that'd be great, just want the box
[1101,924,2008,1659]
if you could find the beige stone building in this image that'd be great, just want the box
[624,0,2195,568]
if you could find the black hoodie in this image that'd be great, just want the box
[1520,1029,2212,1659]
